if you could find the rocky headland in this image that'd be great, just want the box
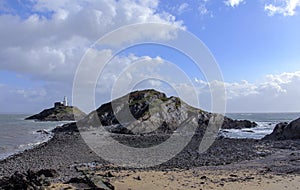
[25,105,86,122]
[63,89,257,134]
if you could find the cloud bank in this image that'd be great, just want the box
[0,0,183,83]
[195,71,300,112]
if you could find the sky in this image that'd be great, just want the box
[0,0,300,114]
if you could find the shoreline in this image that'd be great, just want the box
[0,129,299,173]
[0,120,274,162]
[0,124,300,189]
[0,111,296,164]
[0,133,54,162]
[0,129,56,162]
[0,114,71,162]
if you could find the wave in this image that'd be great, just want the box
[220,122,277,140]
[240,113,253,116]
[0,129,55,161]
[0,135,53,161]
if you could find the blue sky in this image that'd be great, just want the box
[0,0,300,113]
[159,0,300,82]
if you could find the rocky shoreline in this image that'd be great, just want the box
[0,123,300,189]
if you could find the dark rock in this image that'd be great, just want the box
[222,118,257,129]
[26,105,86,122]
[36,129,50,135]
[67,175,115,190]
[66,177,91,189]
[245,176,254,180]
[52,122,79,133]
[133,176,141,180]
[262,122,288,140]
[263,118,300,140]
[0,169,55,190]
[104,125,134,135]
[36,169,58,178]
[68,89,256,135]
[200,176,207,180]
[104,172,114,178]
[242,130,255,133]
[67,177,89,184]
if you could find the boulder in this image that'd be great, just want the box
[263,118,300,140]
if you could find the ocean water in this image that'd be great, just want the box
[222,112,300,139]
[0,113,299,161]
[0,114,69,160]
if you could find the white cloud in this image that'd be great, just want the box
[193,71,300,112]
[95,55,172,94]
[0,84,51,113]
[265,0,300,16]
[0,0,183,83]
[224,80,258,99]
[224,0,244,7]
[15,88,47,99]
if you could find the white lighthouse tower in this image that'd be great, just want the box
[63,96,68,106]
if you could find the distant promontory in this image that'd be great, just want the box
[25,97,86,121]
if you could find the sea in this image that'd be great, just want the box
[223,112,300,139]
[0,113,299,161]
[0,114,69,160]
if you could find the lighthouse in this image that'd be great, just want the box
[63,96,68,106]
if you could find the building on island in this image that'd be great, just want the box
[54,96,68,108]
[63,96,68,106]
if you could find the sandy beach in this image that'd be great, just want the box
[110,169,300,190]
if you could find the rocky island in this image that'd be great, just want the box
[25,97,86,121]
[1,90,299,189]
[56,89,257,134]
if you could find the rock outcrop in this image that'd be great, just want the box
[222,118,257,129]
[0,169,114,190]
[57,89,257,134]
[77,89,197,134]
[263,117,300,140]
[26,105,86,121]
[0,169,57,190]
